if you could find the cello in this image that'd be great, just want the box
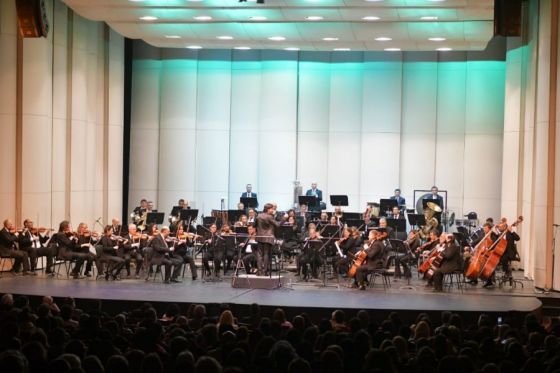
[479,216,523,280]
[347,231,387,278]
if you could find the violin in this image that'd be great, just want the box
[81,229,100,238]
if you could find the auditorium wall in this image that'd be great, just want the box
[0,0,124,229]
[502,0,560,290]
[129,41,506,223]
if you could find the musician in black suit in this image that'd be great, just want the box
[424,186,444,207]
[305,182,323,212]
[54,220,93,279]
[241,184,258,208]
[133,199,147,215]
[18,219,53,274]
[390,188,406,209]
[355,229,386,290]
[150,226,182,283]
[119,224,144,279]
[0,219,31,275]
[111,218,124,237]
[98,226,126,281]
[256,203,280,275]
[202,223,226,277]
[428,233,462,292]
[389,206,403,220]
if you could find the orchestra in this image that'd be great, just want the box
[0,187,522,294]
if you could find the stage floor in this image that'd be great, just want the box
[0,269,545,316]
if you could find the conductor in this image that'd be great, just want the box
[256,203,280,276]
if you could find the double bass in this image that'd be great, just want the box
[479,216,523,280]
[464,227,496,279]
[418,242,444,278]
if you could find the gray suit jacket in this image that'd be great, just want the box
[256,213,279,244]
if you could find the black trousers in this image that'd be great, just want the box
[119,251,144,275]
[181,254,197,278]
[99,255,125,276]
[152,257,182,281]
[0,248,30,272]
[256,243,273,275]
[20,246,53,272]
[62,252,94,275]
[394,253,414,278]
[203,249,223,275]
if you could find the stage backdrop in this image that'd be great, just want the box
[129,40,506,221]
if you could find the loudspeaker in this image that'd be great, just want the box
[16,0,49,38]
[494,0,522,37]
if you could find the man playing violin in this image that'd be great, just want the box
[0,219,32,275]
[119,224,145,279]
[54,221,95,279]
[202,223,225,278]
[18,219,54,275]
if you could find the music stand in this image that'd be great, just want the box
[180,209,198,222]
[298,196,317,209]
[380,199,398,216]
[234,226,248,235]
[146,212,164,226]
[342,212,361,221]
[330,195,348,207]
[407,213,426,228]
[345,219,366,229]
[170,206,181,217]
[240,197,258,209]
[277,225,296,240]
[228,210,244,224]
[321,224,341,238]
[387,218,407,238]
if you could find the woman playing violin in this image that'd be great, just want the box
[171,225,197,280]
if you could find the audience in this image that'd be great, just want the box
[0,293,558,373]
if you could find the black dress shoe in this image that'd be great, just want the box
[192,277,197,281]
[483,281,494,288]
[164,279,171,284]
[170,278,182,283]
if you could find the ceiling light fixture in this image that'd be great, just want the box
[365,0,384,2]
[429,37,446,41]
[186,45,203,49]
[306,16,323,21]
[421,16,438,20]
[249,16,267,21]
[334,48,351,51]
[375,37,392,41]
[384,48,401,51]
[436,47,452,51]
[217,35,234,40]
[323,37,339,41]
[362,16,380,21]
[139,16,157,21]
[194,15,212,21]
[268,36,286,41]
[284,47,300,51]
[165,35,181,39]
[234,46,251,50]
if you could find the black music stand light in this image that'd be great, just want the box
[240,197,258,209]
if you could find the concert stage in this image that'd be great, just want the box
[0,270,549,324]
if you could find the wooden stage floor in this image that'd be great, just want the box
[0,269,546,317]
